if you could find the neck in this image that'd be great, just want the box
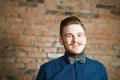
[65,51,84,57]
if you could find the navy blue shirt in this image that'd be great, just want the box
[36,52,108,80]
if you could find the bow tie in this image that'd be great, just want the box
[68,53,86,64]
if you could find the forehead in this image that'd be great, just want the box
[63,24,85,34]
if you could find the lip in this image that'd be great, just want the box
[72,44,80,47]
[73,45,79,47]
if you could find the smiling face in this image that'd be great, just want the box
[60,24,87,56]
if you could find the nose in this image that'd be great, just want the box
[73,36,79,43]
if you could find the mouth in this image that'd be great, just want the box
[72,43,81,48]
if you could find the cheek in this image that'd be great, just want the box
[82,37,87,44]
[61,40,71,47]
[66,39,73,44]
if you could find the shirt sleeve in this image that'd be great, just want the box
[103,69,108,80]
[36,65,46,80]
[101,64,108,80]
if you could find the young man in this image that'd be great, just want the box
[36,16,108,80]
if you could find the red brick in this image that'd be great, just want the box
[89,39,108,44]
[19,1,37,7]
[54,41,63,48]
[34,41,53,47]
[38,36,56,42]
[0,40,13,45]
[22,18,35,24]
[0,22,10,28]
[86,54,94,59]
[109,60,120,67]
[14,40,33,46]
[47,53,63,59]
[27,7,45,13]
[85,48,102,55]
[0,69,24,75]
[8,51,27,57]
[14,7,26,13]
[26,63,37,69]
[80,18,91,23]
[102,49,118,55]
[19,13,37,18]
[4,57,16,63]
[36,57,48,64]
[5,29,23,34]
[0,51,5,56]
[19,35,36,41]
[7,17,22,23]
[106,66,116,71]
[27,52,46,57]
[57,47,64,53]
[11,69,24,75]
[17,58,35,64]
[34,41,45,47]
[48,47,57,53]
[42,31,58,36]
[43,14,56,21]
[55,16,65,21]
[16,75,33,80]
[0,16,6,21]
[43,47,57,53]
[100,14,114,19]
[0,68,11,74]
[0,0,18,6]
[0,11,18,17]
[93,55,113,63]
[24,29,42,35]
[0,33,19,40]
[0,27,4,32]
[4,63,25,69]
[108,39,120,45]
[0,57,4,63]
[30,24,48,31]
[19,46,38,52]
[45,20,58,25]
[11,23,29,29]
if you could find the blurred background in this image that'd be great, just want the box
[0,0,120,80]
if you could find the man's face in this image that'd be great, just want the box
[60,24,87,56]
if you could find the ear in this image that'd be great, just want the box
[59,37,63,45]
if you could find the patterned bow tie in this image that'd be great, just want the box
[68,53,86,64]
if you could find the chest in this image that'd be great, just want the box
[46,63,103,80]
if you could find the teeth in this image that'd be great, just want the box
[73,44,79,46]
[73,44,79,47]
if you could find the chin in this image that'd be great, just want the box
[69,51,82,56]
[75,52,82,55]
[66,47,86,55]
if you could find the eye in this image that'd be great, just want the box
[65,34,72,38]
[66,34,72,37]
[78,34,84,37]
[78,34,82,37]
[78,34,81,37]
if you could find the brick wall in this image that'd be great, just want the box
[0,0,120,80]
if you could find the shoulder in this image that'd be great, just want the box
[86,57,106,68]
[86,57,108,78]
[84,57,108,79]
[40,56,63,69]
[86,57,102,64]
[86,57,107,72]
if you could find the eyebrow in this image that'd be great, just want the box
[78,33,84,34]
[65,32,84,36]
[65,33,72,36]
